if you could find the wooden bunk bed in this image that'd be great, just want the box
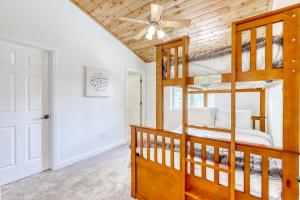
[130,4,300,200]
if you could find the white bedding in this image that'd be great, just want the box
[138,148,283,200]
[173,126,273,146]
[169,42,283,78]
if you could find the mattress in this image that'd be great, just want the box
[174,127,273,146]
[165,37,283,78]
[137,127,282,178]
[138,148,283,200]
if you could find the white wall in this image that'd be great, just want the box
[0,0,146,168]
[164,87,181,130]
[266,83,283,147]
[214,93,260,116]
[272,0,300,10]
[146,62,181,130]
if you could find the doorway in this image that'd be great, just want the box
[0,39,51,185]
[126,71,142,140]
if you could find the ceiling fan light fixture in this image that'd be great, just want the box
[146,32,153,40]
[157,29,165,39]
[147,25,156,36]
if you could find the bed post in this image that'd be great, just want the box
[181,36,189,200]
[130,125,137,198]
[230,22,237,200]
[156,45,164,130]
[282,8,300,200]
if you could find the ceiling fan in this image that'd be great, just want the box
[119,4,191,40]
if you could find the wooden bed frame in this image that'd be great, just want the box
[131,4,300,200]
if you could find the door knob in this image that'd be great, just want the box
[32,115,50,121]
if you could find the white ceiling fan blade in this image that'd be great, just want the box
[151,4,163,21]
[133,27,148,40]
[119,17,148,24]
[164,19,191,27]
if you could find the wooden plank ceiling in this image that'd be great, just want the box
[71,0,271,62]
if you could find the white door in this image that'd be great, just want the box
[0,40,50,185]
[127,72,141,140]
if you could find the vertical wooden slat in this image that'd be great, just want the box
[262,156,269,199]
[265,23,273,71]
[214,147,219,184]
[154,134,157,163]
[131,126,137,198]
[250,27,257,72]
[171,138,175,169]
[166,49,171,79]
[201,144,206,179]
[140,132,143,158]
[260,90,266,132]
[230,22,237,200]
[147,133,150,161]
[236,31,242,72]
[190,142,195,175]
[204,92,208,107]
[174,47,178,79]
[162,136,166,165]
[228,148,231,188]
[244,152,250,194]
[181,36,189,199]
[156,45,164,130]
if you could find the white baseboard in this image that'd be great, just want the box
[54,140,126,170]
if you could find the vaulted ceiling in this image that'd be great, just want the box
[71,0,271,62]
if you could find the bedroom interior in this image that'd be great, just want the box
[0,0,300,200]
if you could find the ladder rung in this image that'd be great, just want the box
[185,190,211,200]
[186,159,230,173]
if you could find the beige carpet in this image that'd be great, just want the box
[1,145,132,200]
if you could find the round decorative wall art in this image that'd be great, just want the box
[85,66,111,97]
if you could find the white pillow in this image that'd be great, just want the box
[236,110,252,129]
[188,107,218,127]
[215,109,252,129]
[215,109,231,129]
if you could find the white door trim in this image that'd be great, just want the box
[0,34,59,171]
[125,68,145,142]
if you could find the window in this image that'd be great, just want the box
[171,87,214,110]
[172,87,182,110]
[193,94,204,108]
